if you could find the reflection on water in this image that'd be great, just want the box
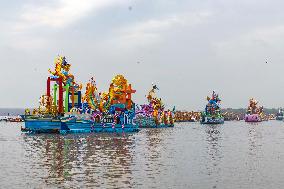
[22,133,135,188]
[1,121,284,188]
[248,124,263,156]
[204,125,222,188]
[247,124,264,186]
[20,127,175,188]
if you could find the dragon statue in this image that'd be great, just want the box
[82,77,101,111]
[48,56,81,91]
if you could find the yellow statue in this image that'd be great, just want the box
[82,77,100,111]
[48,55,81,91]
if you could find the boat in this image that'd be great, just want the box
[21,56,83,133]
[0,116,23,122]
[245,98,263,122]
[134,84,175,128]
[65,75,139,133]
[200,91,224,124]
[22,56,139,133]
[276,108,284,120]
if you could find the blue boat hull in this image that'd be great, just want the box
[200,116,224,124]
[134,117,174,128]
[60,121,139,133]
[22,119,61,133]
[276,116,283,121]
[22,119,139,133]
[139,124,174,128]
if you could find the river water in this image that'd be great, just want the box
[1,121,284,188]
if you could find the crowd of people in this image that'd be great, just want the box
[174,111,276,122]
[174,111,201,122]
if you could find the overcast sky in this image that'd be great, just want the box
[0,0,284,110]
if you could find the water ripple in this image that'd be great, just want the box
[1,121,284,188]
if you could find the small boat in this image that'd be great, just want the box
[200,91,224,124]
[245,98,264,122]
[276,108,284,120]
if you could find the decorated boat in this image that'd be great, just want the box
[244,98,263,122]
[200,91,224,124]
[21,56,82,133]
[22,56,139,133]
[60,75,139,133]
[134,84,175,128]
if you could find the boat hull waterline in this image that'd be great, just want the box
[134,117,174,128]
[200,116,224,124]
[21,118,139,133]
[245,114,261,122]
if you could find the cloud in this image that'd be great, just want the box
[7,0,129,49]
[17,0,128,29]
[215,25,284,55]
[112,11,213,48]
[247,25,284,43]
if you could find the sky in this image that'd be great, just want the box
[0,0,284,110]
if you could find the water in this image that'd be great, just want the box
[1,121,284,188]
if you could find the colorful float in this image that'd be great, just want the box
[244,98,263,122]
[21,56,139,133]
[134,84,175,128]
[61,75,138,133]
[200,91,224,124]
[21,56,81,132]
